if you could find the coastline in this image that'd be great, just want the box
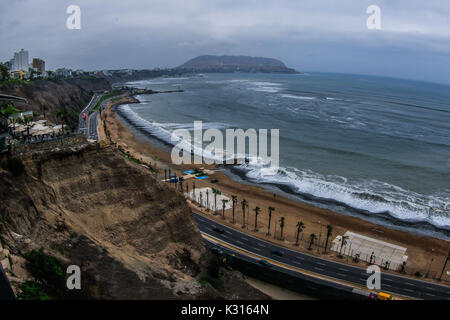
[99,95,450,284]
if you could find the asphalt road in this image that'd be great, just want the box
[78,93,102,137]
[88,111,99,140]
[194,213,450,300]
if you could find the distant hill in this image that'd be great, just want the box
[178,55,298,74]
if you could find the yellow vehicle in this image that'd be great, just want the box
[377,292,394,300]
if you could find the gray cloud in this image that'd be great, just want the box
[1,0,449,84]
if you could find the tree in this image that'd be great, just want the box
[231,196,237,223]
[56,108,67,134]
[241,199,248,228]
[324,225,333,253]
[212,188,220,214]
[206,189,210,210]
[295,221,304,246]
[221,199,228,219]
[339,235,349,257]
[267,206,274,235]
[308,233,317,250]
[253,206,260,232]
[0,63,9,81]
[279,217,285,240]
[400,261,407,273]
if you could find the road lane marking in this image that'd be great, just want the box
[194,214,424,298]
[202,233,409,300]
[314,267,324,271]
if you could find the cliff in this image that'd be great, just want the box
[0,139,268,299]
[178,55,298,73]
[0,78,111,129]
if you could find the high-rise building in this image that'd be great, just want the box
[12,49,29,71]
[32,58,45,73]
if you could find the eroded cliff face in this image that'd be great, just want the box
[0,78,111,129]
[0,142,265,299]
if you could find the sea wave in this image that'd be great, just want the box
[239,162,450,230]
[281,94,316,100]
[116,104,235,163]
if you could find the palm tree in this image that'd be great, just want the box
[324,225,333,253]
[339,235,349,257]
[241,199,248,228]
[56,108,67,134]
[308,233,317,250]
[221,199,228,219]
[295,221,304,246]
[253,206,260,232]
[279,217,285,240]
[267,206,274,235]
[212,188,220,214]
[206,189,210,211]
[231,196,237,223]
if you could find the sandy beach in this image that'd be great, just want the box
[98,95,450,284]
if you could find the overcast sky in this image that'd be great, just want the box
[1,0,449,84]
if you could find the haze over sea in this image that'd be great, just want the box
[119,72,450,240]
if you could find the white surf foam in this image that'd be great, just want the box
[240,163,450,229]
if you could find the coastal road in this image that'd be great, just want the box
[85,92,129,141]
[87,111,99,140]
[78,93,102,136]
[194,212,450,300]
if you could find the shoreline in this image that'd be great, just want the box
[114,98,450,240]
[99,94,450,284]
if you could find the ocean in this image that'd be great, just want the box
[118,72,450,240]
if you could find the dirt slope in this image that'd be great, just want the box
[0,141,267,299]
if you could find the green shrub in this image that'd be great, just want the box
[198,272,224,290]
[22,248,65,299]
[18,281,51,300]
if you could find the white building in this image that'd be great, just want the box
[12,49,29,72]
[330,231,408,270]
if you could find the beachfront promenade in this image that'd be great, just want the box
[194,212,450,300]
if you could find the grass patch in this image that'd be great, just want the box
[0,79,31,86]
[19,281,51,300]
[19,248,65,300]
[0,102,20,117]
[91,91,122,112]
